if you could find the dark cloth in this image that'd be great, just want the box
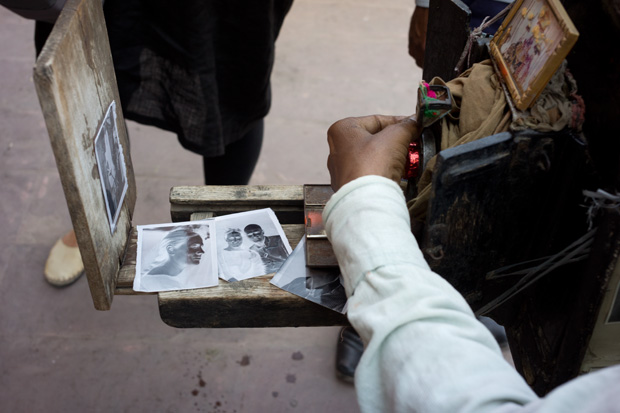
[202,119,263,185]
[462,0,509,34]
[250,235,288,273]
[103,0,293,157]
[34,20,53,56]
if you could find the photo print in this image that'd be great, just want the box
[94,101,128,233]
[498,0,566,93]
[271,236,348,314]
[215,208,292,282]
[134,221,218,292]
[489,0,578,110]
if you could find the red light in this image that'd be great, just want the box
[403,141,421,180]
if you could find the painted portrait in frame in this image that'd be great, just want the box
[489,0,578,110]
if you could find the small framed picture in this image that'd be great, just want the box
[134,221,218,292]
[94,101,128,233]
[215,208,292,282]
[489,0,579,110]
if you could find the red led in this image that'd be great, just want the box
[403,141,421,180]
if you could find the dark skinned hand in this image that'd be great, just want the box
[327,115,419,192]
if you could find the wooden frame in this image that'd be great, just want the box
[34,0,137,310]
[489,0,578,110]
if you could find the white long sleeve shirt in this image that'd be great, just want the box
[323,176,620,413]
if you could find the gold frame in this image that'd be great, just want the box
[489,0,579,110]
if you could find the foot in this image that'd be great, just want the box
[44,230,84,287]
[478,316,508,347]
[335,326,364,383]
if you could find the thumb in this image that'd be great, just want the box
[379,116,419,148]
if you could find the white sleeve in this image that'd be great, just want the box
[324,176,538,413]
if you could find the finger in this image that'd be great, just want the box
[379,116,420,146]
[354,114,408,135]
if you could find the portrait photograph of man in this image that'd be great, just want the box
[134,221,218,292]
[215,208,292,282]
[94,101,128,233]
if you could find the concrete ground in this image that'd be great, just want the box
[0,1,422,412]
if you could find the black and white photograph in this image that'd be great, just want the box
[215,208,292,282]
[134,221,218,293]
[271,237,348,314]
[94,101,128,233]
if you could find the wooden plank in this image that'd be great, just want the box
[33,0,136,310]
[304,185,338,268]
[158,277,349,328]
[157,218,349,328]
[425,129,596,394]
[581,215,620,372]
[170,185,304,223]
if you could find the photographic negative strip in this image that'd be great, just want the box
[215,208,292,282]
[94,101,128,233]
[271,236,348,314]
[134,221,218,292]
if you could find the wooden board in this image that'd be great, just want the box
[423,129,600,395]
[170,185,304,223]
[581,214,620,373]
[33,0,136,310]
[304,185,338,268]
[161,185,349,327]
[157,223,349,328]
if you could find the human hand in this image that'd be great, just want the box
[408,7,429,68]
[327,115,419,192]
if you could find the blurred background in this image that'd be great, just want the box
[0,0,420,411]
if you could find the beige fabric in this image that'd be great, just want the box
[409,59,510,222]
[511,60,581,132]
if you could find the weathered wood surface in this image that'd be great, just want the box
[580,212,620,372]
[423,128,595,395]
[158,276,349,328]
[157,223,349,328]
[33,0,136,310]
[304,185,339,267]
[170,185,304,223]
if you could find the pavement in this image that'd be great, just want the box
[0,1,422,412]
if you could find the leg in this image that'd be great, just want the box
[203,119,264,185]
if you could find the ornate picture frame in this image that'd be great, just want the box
[489,0,579,110]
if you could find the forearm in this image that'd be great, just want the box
[324,176,537,412]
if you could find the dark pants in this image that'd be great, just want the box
[463,0,511,34]
[202,119,264,185]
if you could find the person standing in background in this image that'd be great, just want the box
[0,0,293,286]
